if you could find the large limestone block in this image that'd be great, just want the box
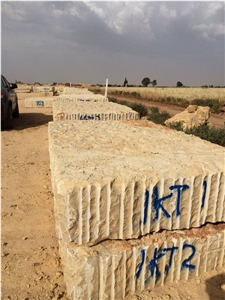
[55,94,108,103]
[16,84,32,93]
[32,85,53,93]
[59,224,225,300]
[165,106,210,130]
[24,97,56,108]
[48,121,225,246]
[63,87,93,95]
[52,101,139,121]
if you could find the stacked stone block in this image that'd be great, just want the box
[52,100,139,121]
[48,121,225,299]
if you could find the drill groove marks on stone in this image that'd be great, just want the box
[52,101,139,121]
[58,224,225,300]
[48,121,225,246]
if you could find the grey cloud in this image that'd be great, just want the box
[1,1,224,85]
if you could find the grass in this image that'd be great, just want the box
[184,124,225,146]
[89,86,225,113]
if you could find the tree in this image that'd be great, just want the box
[142,77,150,87]
[124,77,128,87]
[176,81,183,87]
[152,79,157,87]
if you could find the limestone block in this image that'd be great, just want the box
[63,87,93,95]
[56,94,108,102]
[165,106,210,130]
[58,224,225,300]
[32,86,53,93]
[52,101,139,121]
[16,84,32,93]
[24,97,56,108]
[48,121,225,246]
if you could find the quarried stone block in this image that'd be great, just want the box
[48,121,225,246]
[58,224,225,300]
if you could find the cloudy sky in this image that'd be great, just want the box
[1,1,225,86]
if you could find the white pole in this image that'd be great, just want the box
[105,78,108,98]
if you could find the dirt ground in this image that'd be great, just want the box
[1,92,225,300]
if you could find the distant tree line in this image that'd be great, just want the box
[94,78,224,88]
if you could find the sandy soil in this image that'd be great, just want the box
[1,92,225,300]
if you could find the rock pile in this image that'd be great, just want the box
[165,105,210,130]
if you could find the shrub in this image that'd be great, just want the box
[129,103,148,118]
[147,107,171,125]
[108,97,148,118]
[168,122,225,146]
[185,124,225,146]
[192,98,222,113]
[168,122,184,131]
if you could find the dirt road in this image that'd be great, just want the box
[106,93,225,129]
[1,92,225,300]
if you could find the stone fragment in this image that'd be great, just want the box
[48,121,225,246]
[165,106,210,130]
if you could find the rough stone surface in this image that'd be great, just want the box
[165,106,211,130]
[52,101,139,121]
[48,121,225,246]
[56,94,108,103]
[24,97,57,108]
[16,84,32,93]
[58,224,225,300]
[32,86,53,93]
[62,87,93,95]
